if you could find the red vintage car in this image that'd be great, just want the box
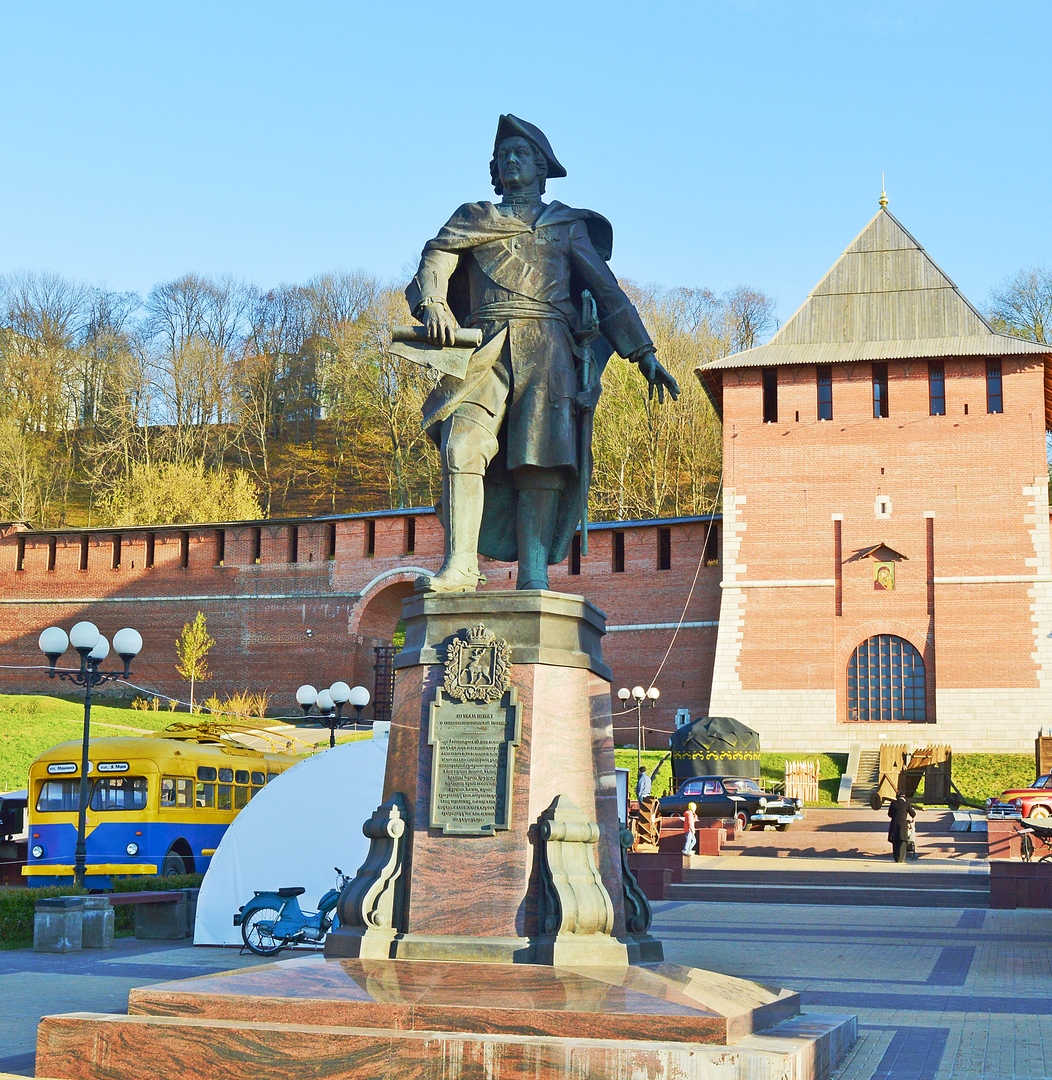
[992,774,1052,819]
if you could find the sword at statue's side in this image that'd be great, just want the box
[574,290,601,557]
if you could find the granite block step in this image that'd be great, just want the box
[36,1009,857,1080]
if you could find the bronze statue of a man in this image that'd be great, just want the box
[407,114,679,593]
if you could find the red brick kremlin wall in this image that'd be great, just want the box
[709,355,1052,752]
[0,512,721,746]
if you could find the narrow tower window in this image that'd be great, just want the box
[327,522,337,560]
[180,531,190,569]
[289,525,299,563]
[47,536,57,572]
[404,517,416,556]
[986,360,1003,414]
[252,527,262,563]
[762,367,778,423]
[215,529,226,566]
[872,363,889,418]
[612,531,625,573]
[365,519,376,557]
[816,365,833,420]
[704,526,719,566]
[145,532,155,569]
[657,527,671,571]
[111,534,121,570]
[928,361,945,416]
[79,535,89,571]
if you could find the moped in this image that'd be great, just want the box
[236,867,350,955]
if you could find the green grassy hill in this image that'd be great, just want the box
[0,694,177,792]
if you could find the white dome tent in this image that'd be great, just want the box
[194,733,388,946]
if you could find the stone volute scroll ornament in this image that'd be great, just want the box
[327,794,408,959]
[428,624,521,836]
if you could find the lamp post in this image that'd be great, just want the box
[296,681,370,747]
[618,684,660,774]
[38,622,142,889]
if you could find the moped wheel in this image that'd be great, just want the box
[241,906,285,955]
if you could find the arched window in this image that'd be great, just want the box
[847,635,926,722]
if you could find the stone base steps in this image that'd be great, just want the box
[849,749,881,807]
[669,866,990,908]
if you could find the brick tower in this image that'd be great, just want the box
[697,203,1052,752]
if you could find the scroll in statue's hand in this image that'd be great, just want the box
[423,300,460,347]
[635,349,681,404]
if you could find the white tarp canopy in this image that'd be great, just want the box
[194,735,388,945]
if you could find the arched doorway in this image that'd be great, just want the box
[847,634,926,722]
[350,572,426,723]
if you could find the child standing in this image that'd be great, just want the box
[682,801,698,855]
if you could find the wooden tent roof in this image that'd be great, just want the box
[696,205,1052,426]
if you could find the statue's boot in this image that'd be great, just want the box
[515,487,559,590]
[427,473,487,593]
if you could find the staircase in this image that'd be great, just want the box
[851,750,881,807]
[667,863,990,908]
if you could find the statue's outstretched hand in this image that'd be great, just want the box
[635,349,680,404]
[423,299,459,346]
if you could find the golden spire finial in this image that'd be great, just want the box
[879,172,888,208]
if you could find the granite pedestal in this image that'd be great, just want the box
[33,590,856,1080]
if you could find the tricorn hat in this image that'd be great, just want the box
[493,114,567,178]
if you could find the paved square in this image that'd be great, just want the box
[1,903,1049,1079]
[653,900,1052,1080]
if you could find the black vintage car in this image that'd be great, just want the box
[658,775,803,832]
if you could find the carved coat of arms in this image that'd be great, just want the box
[443,623,512,703]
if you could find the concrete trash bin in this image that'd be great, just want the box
[34,896,84,952]
[81,895,115,948]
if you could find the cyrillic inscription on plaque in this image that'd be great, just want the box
[429,623,520,836]
[428,690,521,835]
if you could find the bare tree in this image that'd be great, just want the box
[722,285,778,353]
[988,267,1052,344]
[144,274,256,467]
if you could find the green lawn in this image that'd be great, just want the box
[0,694,178,792]
[951,754,1037,804]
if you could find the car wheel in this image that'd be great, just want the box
[161,853,188,877]
[241,906,285,956]
[734,812,748,833]
[776,823,791,832]
[1029,805,1051,819]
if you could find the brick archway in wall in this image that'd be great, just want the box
[348,569,431,715]
[834,618,936,729]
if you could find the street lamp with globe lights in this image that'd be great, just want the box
[618,683,660,773]
[295,681,371,747]
[37,621,143,889]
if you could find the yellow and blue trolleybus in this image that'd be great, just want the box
[24,727,297,887]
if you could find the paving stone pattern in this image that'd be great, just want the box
[1,904,1048,1079]
[654,900,1052,1080]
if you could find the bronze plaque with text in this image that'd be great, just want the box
[428,689,522,836]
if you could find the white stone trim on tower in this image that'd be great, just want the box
[708,489,747,713]
[1024,477,1052,693]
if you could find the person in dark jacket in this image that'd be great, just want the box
[887,795,916,862]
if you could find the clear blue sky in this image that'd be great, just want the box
[1,1,1048,326]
